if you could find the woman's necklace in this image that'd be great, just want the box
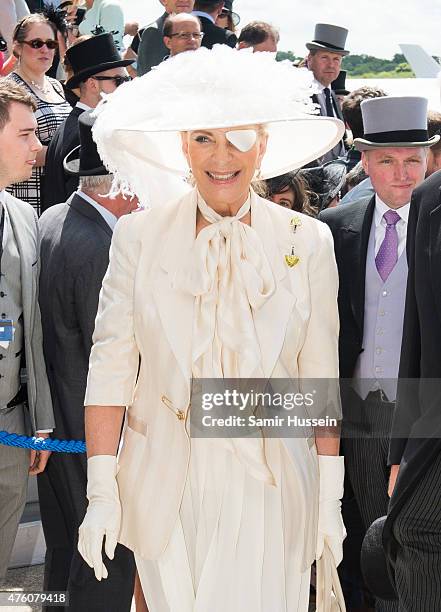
[29,78,50,95]
[17,68,50,94]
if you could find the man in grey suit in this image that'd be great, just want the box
[38,111,137,611]
[306,23,349,163]
[320,96,435,611]
[0,79,54,581]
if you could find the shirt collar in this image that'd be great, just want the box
[192,10,215,23]
[374,194,410,227]
[77,190,117,230]
[312,77,327,93]
[76,102,93,112]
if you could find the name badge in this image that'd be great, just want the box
[0,319,13,347]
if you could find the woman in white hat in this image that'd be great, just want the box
[78,46,346,611]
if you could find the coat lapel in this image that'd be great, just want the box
[251,193,297,378]
[340,196,375,338]
[4,195,36,333]
[152,192,197,388]
[429,189,441,320]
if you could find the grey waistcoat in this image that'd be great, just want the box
[353,218,408,401]
[0,204,23,407]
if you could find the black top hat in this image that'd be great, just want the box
[220,0,240,26]
[64,110,108,177]
[300,159,347,211]
[65,33,134,90]
[332,70,349,96]
[360,516,398,601]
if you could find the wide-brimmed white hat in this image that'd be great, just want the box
[92,45,344,206]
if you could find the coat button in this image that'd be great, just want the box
[0,355,3,360]
[0,292,4,298]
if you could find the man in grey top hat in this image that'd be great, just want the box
[306,23,349,162]
[0,78,54,582]
[320,96,437,611]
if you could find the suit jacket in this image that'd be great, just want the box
[38,193,113,441]
[319,196,375,377]
[312,91,346,162]
[137,13,168,76]
[384,171,441,557]
[85,189,340,564]
[4,192,54,432]
[42,106,84,213]
[198,15,237,49]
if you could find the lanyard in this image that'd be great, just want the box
[0,207,5,283]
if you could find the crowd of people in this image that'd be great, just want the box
[1,1,441,612]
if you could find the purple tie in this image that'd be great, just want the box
[375,210,401,282]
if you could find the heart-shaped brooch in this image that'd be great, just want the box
[285,216,302,267]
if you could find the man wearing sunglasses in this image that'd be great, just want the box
[42,33,133,212]
[163,13,203,57]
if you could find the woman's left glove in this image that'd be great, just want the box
[78,455,121,581]
[316,455,346,566]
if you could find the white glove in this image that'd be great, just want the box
[316,455,346,567]
[78,455,121,581]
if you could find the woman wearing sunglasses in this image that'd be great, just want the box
[7,14,71,216]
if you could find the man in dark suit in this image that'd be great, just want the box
[320,96,436,611]
[306,23,349,162]
[38,112,137,611]
[137,0,195,76]
[42,33,133,213]
[384,169,441,609]
[193,0,237,49]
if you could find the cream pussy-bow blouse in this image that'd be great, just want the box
[173,189,277,484]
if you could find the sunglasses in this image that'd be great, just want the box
[91,75,132,87]
[22,38,59,50]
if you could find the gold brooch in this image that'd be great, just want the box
[290,216,302,232]
[285,215,301,267]
[285,250,300,267]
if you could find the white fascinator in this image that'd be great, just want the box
[92,45,345,207]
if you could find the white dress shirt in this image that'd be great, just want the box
[312,78,338,118]
[75,102,93,112]
[374,195,409,258]
[77,190,117,230]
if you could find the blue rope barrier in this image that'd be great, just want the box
[0,431,86,453]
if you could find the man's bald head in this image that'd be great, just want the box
[163,14,203,56]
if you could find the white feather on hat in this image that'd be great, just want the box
[92,45,345,207]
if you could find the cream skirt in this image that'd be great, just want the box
[135,438,311,612]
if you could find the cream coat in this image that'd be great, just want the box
[85,190,340,569]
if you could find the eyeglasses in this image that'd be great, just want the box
[22,38,59,50]
[91,75,132,87]
[168,32,204,40]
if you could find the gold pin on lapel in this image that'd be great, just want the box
[285,247,300,267]
[290,216,302,232]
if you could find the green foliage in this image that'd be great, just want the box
[342,53,414,77]
[275,50,415,78]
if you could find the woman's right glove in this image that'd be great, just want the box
[316,455,346,567]
[78,455,121,581]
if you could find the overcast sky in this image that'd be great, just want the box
[121,0,441,59]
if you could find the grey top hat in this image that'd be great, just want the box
[354,96,440,151]
[306,23,349,56]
